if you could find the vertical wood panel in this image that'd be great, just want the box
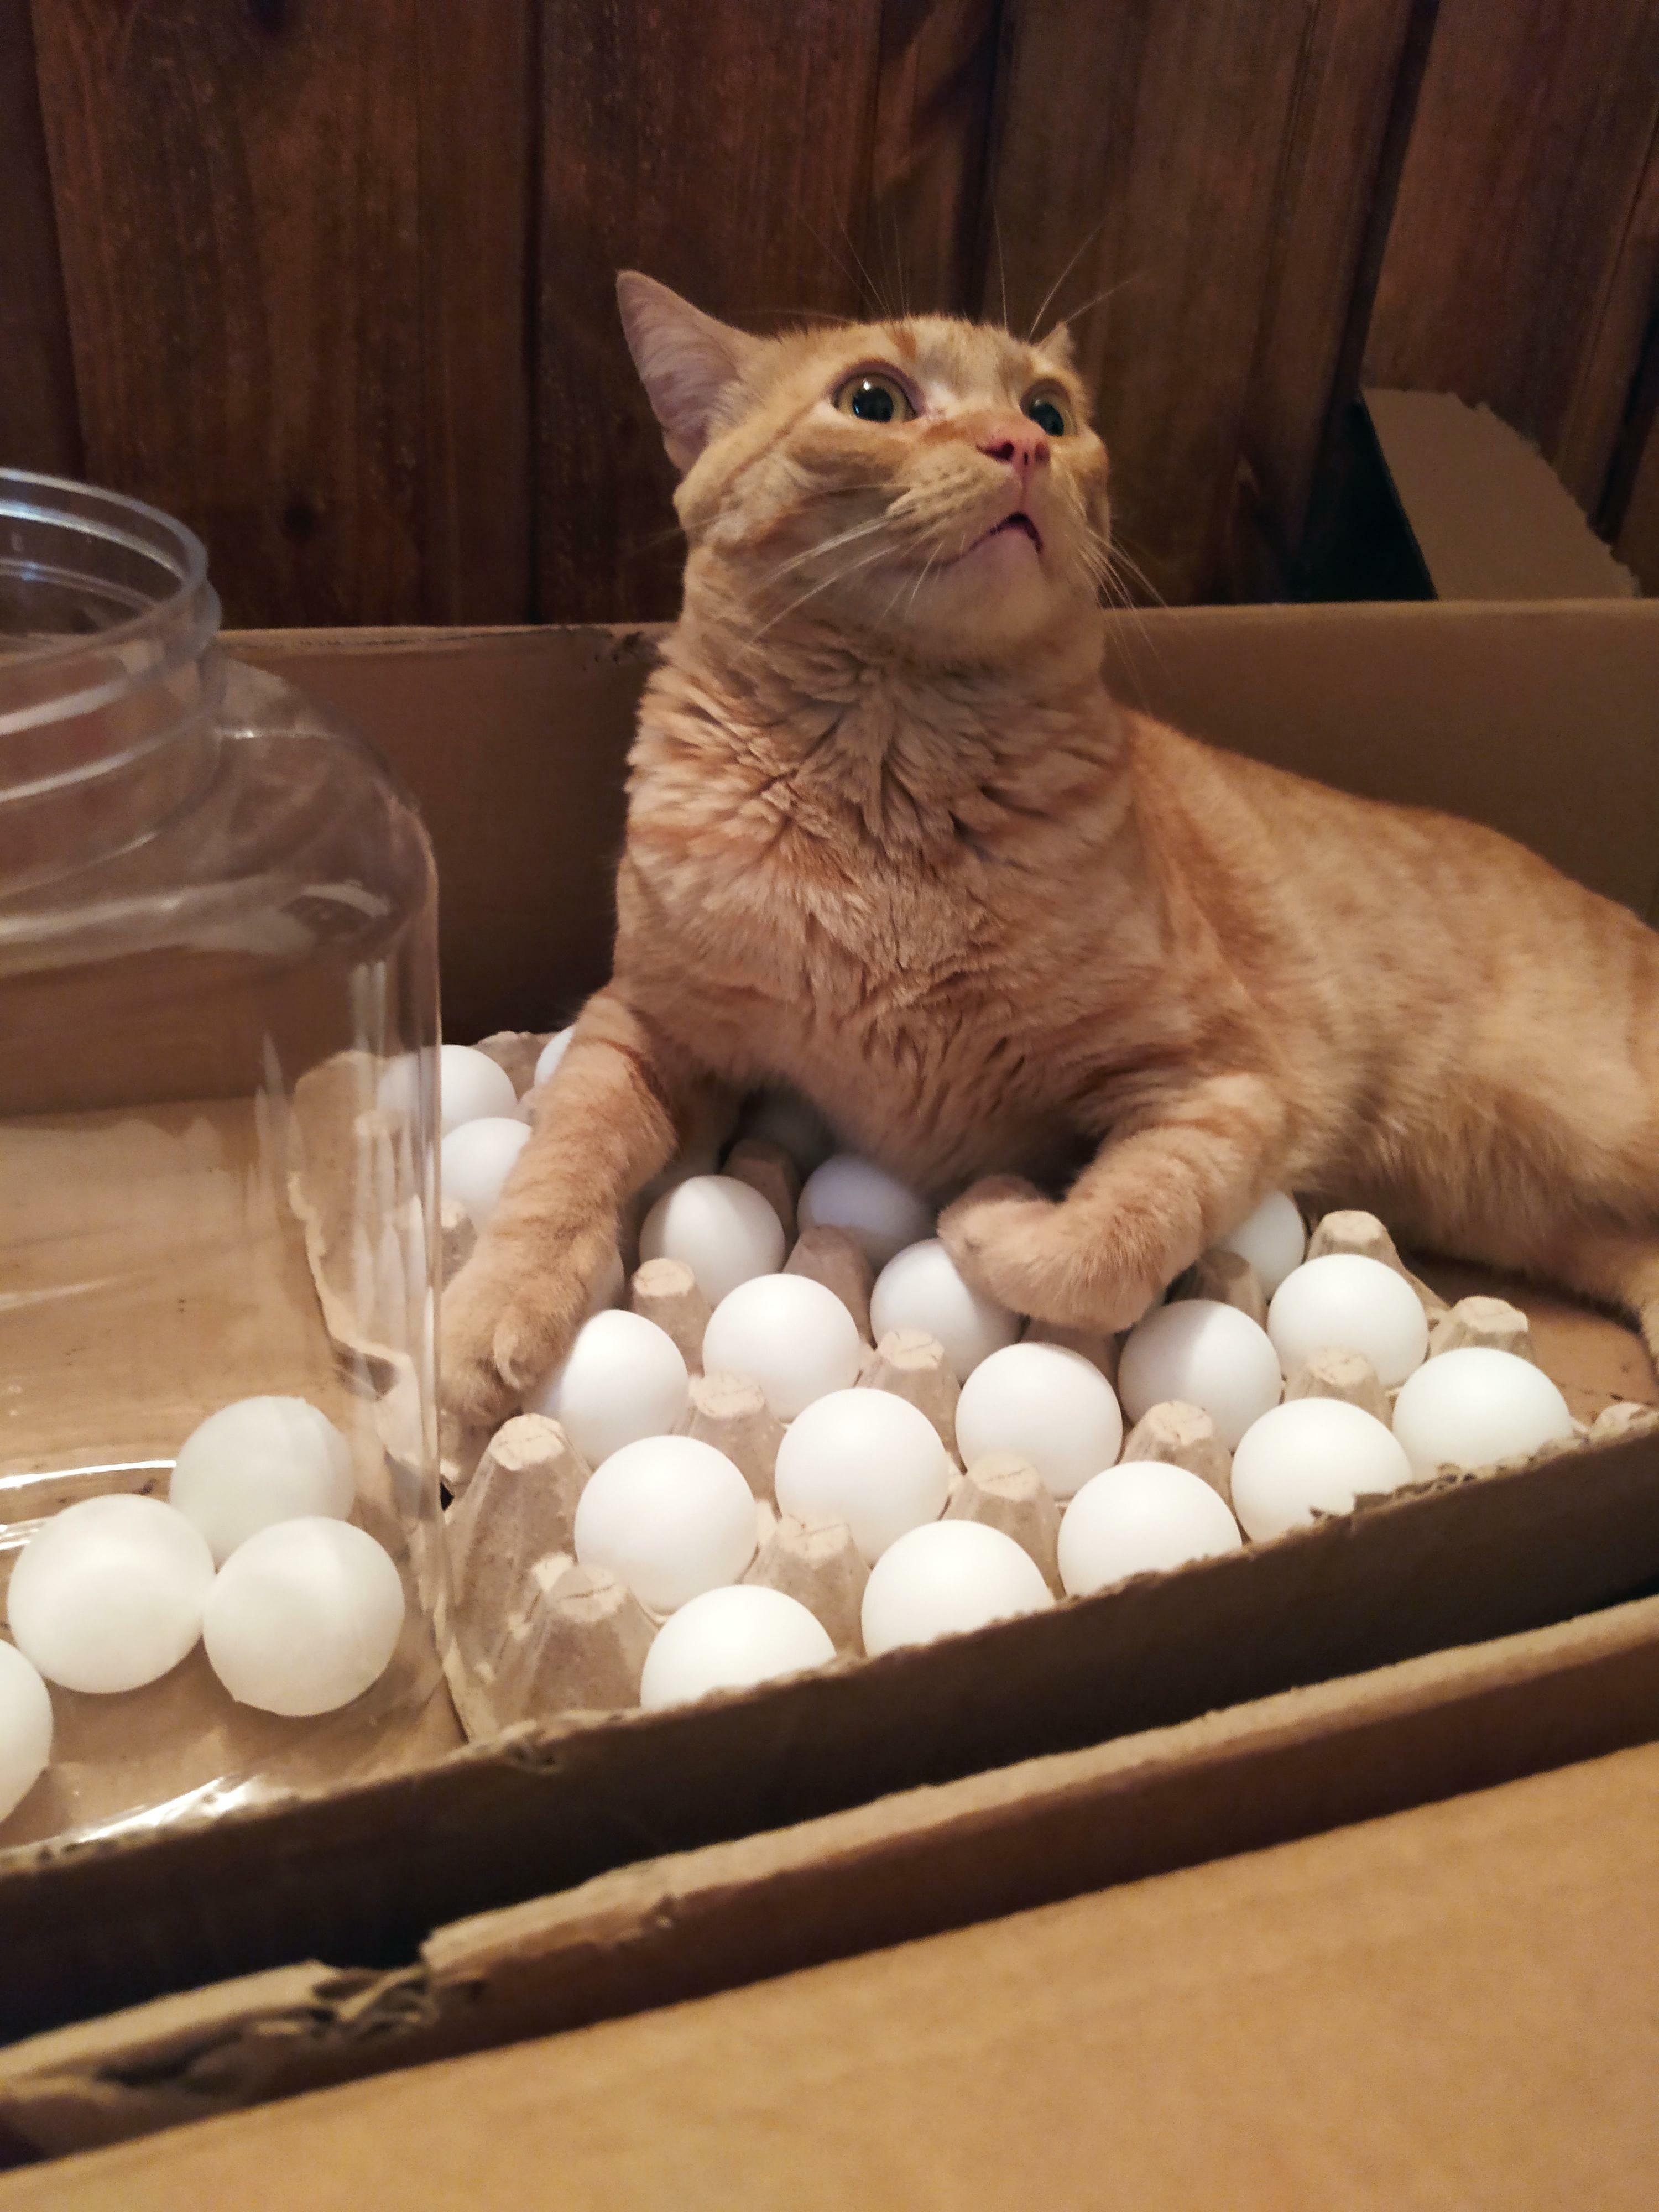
[1365,0,1659,514]
[1240,0,1423,558]
[985,2,1325,604]
[417,1,536,624]
[1615,377,1659,592]
[535,0,886,623]
[0,0,81,474]
[32,0,424,627]
[1557,126,1659,515]
[864,0,1004,319]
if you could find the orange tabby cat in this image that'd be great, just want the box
[442,272,1659,1426]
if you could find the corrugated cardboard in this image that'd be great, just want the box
[1365,389,1640,602]
[3,607,1658,2168]
[9,1736,1658,2209]
[4,1580,1659,2160]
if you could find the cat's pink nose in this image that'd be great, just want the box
[978,421,1050,481]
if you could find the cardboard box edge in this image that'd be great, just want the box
[5,1582,1658,2161]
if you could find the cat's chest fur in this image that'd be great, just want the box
[615,659,1155,1184]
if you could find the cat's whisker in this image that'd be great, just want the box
[1050,272,1148,345]
[801,216,877,320]
[736,540,896,653]
[1105,538,1170,613]
[904,550,942,618]
[1024,215,1112,342]
[992,206,1010,333]
[753,515,894,594]
[669,481,897,562]
[835,206,891,322]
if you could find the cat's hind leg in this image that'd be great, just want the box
[1532,1223,1659,1378]
[940,1072,1287,1334]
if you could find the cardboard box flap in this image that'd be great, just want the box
[7,1734,1658,2209]
[4,1585,1659,2163]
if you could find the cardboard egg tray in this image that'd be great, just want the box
[435,1030,1659,1745]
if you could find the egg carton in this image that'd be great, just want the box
[427,1033,1659,1743]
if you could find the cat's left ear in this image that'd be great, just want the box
[617,272,760,473]
[1037,321,1079,375]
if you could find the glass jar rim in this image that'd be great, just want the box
[0,467,214,672]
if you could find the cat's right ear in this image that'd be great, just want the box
[617,273,760,474]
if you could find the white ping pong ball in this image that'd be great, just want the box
[798,1155,933,1269]
[573,1436,758,1613]
[0,1642,53,1825]
[435,1043,518,1133]
[954,1342,1123,1500]
[527,1309,689,1466]
[1267,1254,1428,1386]
[1391,1347,1576,1478]
[1217,1191,1306,1295]
[869,1239,1020,1381]
[1058,1462,1243,1595]
[534,1026,576,1088]
[640,1586,835,1709]
[8,1495,217,1693]
[640,1173,787,1305]
[862,1520,1053,1656]
[1119,1300,1282,1450]
[203,1518,406,1716]
[774,1389,952,1564]
[702,1274,863,1420]
[441,1115,531,1228]
[1230,1397,1415,1540]
[169,1396,354,1564]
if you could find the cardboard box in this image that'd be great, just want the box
[11,1734,1652,2210]
[4,606,1659,2164]
[1364,389,1640,602]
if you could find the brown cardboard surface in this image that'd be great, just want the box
[4,1583,1658,2159]
[12,1737,1659,2210]
[1366,389,1640,602]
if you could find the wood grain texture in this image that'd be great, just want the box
[416,1,536,624]
[1366,0,1659,512]
[0,0,81,474]
[1616,395,1659,593]
[864,0,1004,319]
[535,0,886,622]
[1240,0,1422,557]
[984,1,1319,604]
[32,0,424,626]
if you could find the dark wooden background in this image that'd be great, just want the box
[4,0,1657,625]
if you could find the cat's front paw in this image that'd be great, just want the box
[938,1176,1057,1310]
[940,1175,1162,1334]
[440,1227,612,1432]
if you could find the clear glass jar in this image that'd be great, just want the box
[0,470,451,1848]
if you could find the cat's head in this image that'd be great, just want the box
[618,273,1110,660]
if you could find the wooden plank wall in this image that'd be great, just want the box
[4,0,1657,622]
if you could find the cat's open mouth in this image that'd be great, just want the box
[960,510,1043,561]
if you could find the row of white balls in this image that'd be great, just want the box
[529,1211,1579,1712]
[0,1397,409,1827]
[536,1174,1577,1508]
[579,1336,1578,1714]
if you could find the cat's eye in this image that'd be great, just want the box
[834,372,916,425]
[1022,388,1073,438]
